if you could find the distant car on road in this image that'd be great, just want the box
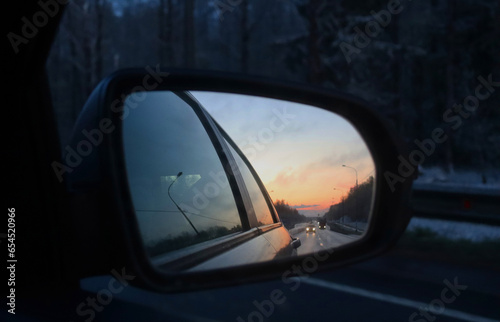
[306,224,316,233]
[318,218,327,229]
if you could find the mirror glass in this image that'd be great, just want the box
[122,91,376,271]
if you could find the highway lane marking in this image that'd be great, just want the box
[299,277,498,322]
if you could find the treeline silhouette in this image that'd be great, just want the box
[325,176,374,223]
[274,199,308,230]
[48,1,499,177]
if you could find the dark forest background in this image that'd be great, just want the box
[47,0,499,179]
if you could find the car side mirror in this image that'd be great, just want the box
[64,69,413,292]
[292,238,301,249]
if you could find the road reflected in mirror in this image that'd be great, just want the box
[122,90,376,271]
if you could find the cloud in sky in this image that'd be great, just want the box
[293,204,320,209]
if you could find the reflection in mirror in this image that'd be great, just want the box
[122,92,242,258]
[122,91,376,270]
[193,92,376,258]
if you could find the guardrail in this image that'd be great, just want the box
[329,222,363,235]
[411,183,500,225]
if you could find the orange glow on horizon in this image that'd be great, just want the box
[265,170,365,215]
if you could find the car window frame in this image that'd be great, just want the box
[213,119,281,226]
[122,90,246,254]
[170,90,256,231]
[128,90,284,267]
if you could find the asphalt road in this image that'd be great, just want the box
[294,224,360,256]
[72,224,500,322]
[74,250,499,322]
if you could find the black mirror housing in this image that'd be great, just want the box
[64,68,413,292]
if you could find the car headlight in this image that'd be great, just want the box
[313,228,315,231]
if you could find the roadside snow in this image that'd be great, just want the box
[416,166,500,190]
[409,166,500,241]
[406,217,500,242]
